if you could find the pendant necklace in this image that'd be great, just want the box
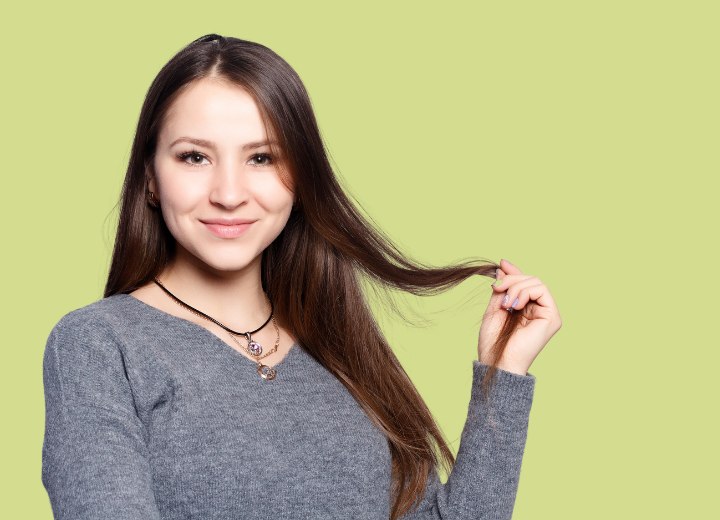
[152,278,281,380]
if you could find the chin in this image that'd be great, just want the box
[200,257,256,272]
[174,240,263,274]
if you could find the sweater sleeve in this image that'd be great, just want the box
[41,312,162,520]
[401,361,536,520]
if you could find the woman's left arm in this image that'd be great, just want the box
[401,259,561,519]
[401,361,535,520]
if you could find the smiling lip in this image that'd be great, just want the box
[200,218,257,238]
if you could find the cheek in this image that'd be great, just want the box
[253,179,295,213]
[155,178,206,239]
[157,175,205,211]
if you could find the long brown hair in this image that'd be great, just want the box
[104,33,526,519]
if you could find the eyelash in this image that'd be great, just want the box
[176,149,274,167]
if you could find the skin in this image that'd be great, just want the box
[130,77,297,366]
[478,258,563,375]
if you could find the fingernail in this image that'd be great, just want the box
[502,294,509,306]
[511,297,519,309]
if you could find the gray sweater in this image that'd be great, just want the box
[41,293,536,519]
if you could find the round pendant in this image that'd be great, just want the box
[248,340,263,356]
[257,364,276,380]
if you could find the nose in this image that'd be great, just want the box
[208,161,251,209]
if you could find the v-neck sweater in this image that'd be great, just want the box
[41,293,537,519]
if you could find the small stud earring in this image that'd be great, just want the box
[147,190,160,208]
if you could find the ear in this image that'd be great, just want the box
[145,164,157,193]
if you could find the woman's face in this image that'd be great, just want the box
[149,77,295,276]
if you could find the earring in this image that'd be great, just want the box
[147,190,160,208]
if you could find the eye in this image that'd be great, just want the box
[250,153,274,167]
[176,150,209,167]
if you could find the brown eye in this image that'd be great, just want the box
[250,153,273,166]
[177,151,209,167]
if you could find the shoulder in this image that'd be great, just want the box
[43,294,143,412]
[45,294,132,353]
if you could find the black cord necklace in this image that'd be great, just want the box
[152,277,273,337]
[152,278,281,380]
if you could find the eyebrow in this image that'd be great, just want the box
[169,137,278,151]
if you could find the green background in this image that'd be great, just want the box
[3,1,717,518]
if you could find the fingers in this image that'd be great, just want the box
[491,259,560,317]
[491,272,534,295]
[497,279,541,311]
[497,275,535,307]
[502,280,546,311]
[491,259,527,292]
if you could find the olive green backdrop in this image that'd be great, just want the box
[2,1,717,518]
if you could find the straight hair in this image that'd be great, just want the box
[104,34,526,519]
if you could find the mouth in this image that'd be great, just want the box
[200,218,257,225]
[201,220,256,239]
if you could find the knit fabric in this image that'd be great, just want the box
[41,293,536,519]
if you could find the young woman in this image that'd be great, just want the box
[41,34,562,519]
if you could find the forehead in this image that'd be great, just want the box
[159,78,271,144]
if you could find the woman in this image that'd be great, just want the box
[41,34,561,519]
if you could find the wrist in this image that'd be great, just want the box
[495,361,528,376]
[477,354,528,376]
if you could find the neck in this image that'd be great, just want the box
[156,251,270,331]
